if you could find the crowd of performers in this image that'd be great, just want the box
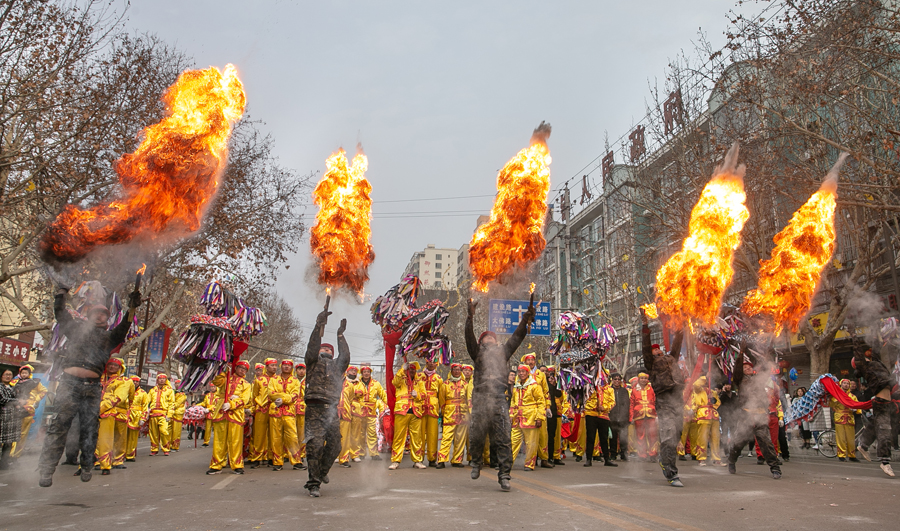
[5,282,897,496]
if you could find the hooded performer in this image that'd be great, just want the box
[37,283,141,487]
[852,341,897,476]
[465,295,535,492]
[303,308,351,497]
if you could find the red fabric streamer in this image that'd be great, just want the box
[822,377,873,409]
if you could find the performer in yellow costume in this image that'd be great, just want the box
[10,364,47,457]
[419,360,443,467]
[521,353,553,468]
[249,358,277,467]
[146,374,175,455]
[510,364,546,471]
[206,360,252,474]
[436,363,470,468]
[294,362,307,465]
[94,358,129,474]
[358,364,386,460]
[389,361,426,469]
[831,379,862,461]
[170,380,187,451]
[268,359,303,470]
[126,376,148,462]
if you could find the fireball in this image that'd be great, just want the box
[655,144,750,328]
[742,155,845,333]
[469,122,551,292]
[40,65,246,263]
[310,148,375,294]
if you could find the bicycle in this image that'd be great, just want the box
[816,429,838,458]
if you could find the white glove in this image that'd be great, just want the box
[411,390,417,398]
[545,408,552,418]
[403,362,409,370]
[778,420,784,427]
[222,402,231,412]
[139,420,146,426]
[274,398,283,407]
[230,395,239,402]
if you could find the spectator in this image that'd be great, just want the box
[0,369,22,469]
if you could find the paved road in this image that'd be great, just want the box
[0,436,897,530]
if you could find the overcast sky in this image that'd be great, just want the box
[125,0,755,364]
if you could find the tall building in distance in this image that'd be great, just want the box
[403,244,459,290]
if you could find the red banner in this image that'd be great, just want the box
[0,337,30,365]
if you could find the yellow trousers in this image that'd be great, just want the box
[210,420,244,470]
[204,419,212,445]
[269,415,301,466]
[249,411,270,461]
[363,416,379,457]
[628,423,636,453]
[702,420,722,462]
[126,428,140,460]
[170,419,183,450]
[511,426,540,469]
[391,413,423,463]
[113,420,128,465]
[421,415,440,462]
[537,418,549,460]
[438,423,467,463]
[552,420,563,459]
[678,421,699,456]
[95,416,118,470]
[836,423,856,458]
[295,415,306,459]
[10,416,35,458]
[339,419,356,463]
[148,416,170,453]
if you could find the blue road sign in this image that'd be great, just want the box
[488,299,551,336]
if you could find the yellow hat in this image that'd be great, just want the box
[694,375,707,387]
[520,353,536,363]
[408,361,421,371]
[19,364,34,374]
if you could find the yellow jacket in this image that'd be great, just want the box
[438,377,470,426]
[692,388,720,423]
[338,378,363,421]
[295,378,306,416]
[533,369,551,409]
[393,367,426,417]
[358,378,387,418]
[211,371,251,424]
[584,385,616,419]
[830,394,860,425]
[128,388,150,429]
[200,390,223,421]
[11,377,47,417]
[251,375,274,414]
[509,377,545,429]
[419,371,443,418]
[267,374,301,417]
[147,383,175,418]
[172,392,187,421]
[99,371,131,420]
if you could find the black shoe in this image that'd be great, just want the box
[339,462,350,468]
[428,460,437,468]
[272,465,283,471]
[499,478,510,491]
[322,475,330,484]
[294,463,307,470]
[669,477,684,487]
[206,468,221,475]
[604,460,618,467]
[583,460,593,467]
[838,457,846,462]
[309,486,320,497]
[39,474,52,487]
[490,463,499,469]
[471,467,481,480]
[233,468,244,475]
[81,469,92,482]
[575,455,582,462]
[782,456,789,462]
[552,459,565,466]
[678,455,687,461]
[451,463,465,468]
[202,443,209,447]
[101,469,110,476]
[62,461,78,466]
[772,470,782,480]
[691,455,697,461]
[728,463,736,474]
[619,454,628,462]
[74,469,83,476]
[849,457,860,462]
[540,460,554,469]
[435,462,445,469]
[757,457,765,465]
[125,458,135,463]
[371,455,382,461]
[113,465,127,469]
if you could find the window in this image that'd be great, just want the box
[434,281,442,288]
[435,254,442,260]
[435,263,441,269]
[435,272,441,278]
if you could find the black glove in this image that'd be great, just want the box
[523,293,536,323]
[316,309,332,326]
[467,298,477,317]
[337,318,347,336]
[640,307,648,325]
[128,290,142,309]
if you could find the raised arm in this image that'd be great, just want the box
[667,330,684,361]
[108,289,143,347]
[640,309,654,372]
[465,298,479,359]
[336,319,350,374]
[305,309,331,367]
[503,295,536,361]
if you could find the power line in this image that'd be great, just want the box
[373,194,495,204]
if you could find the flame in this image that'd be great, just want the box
[741,156,844,334]
[469,123,552,292]
[40,65,246,263]
[640,303,658,320]
[655,145,750,328]
[310,148,375,294]
[137,263,147,275]
[529,282,535,294]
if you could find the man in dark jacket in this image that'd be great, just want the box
[609,373,630,461]
[545,369,566,465]
[640,308,684,486]
[466,295,535,492]
[716,382,738,457]
[303,308,350,497]
[38,284,141,487]
[853,343,896,477]
[726,345,782,479]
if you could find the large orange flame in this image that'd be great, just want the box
[469,122,551,292]
[310,147,375,294]
[655,144,750,328]
[742,155,845,334]
[40,65,246,263]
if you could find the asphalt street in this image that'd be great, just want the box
[0,436,897,531]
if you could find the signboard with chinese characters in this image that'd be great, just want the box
[488,299,551,336]
[145,326,172,364]
[0,337,30,365]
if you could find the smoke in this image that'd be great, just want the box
[844,285,889,346]
[713,142,746,180]
[820,152,849,195]
[530,121,552,146]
